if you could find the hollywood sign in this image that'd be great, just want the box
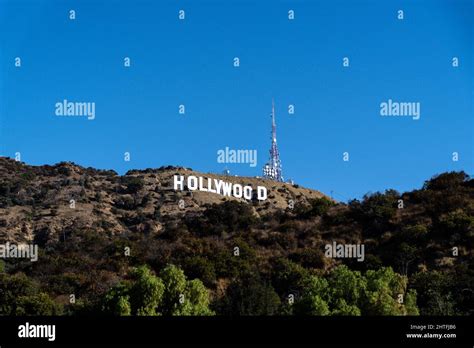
[173,175,268,201]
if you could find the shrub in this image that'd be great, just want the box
[120,176,145,194]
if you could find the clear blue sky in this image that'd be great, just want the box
[1,0,472,201]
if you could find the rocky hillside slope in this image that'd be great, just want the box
[0,157,328,244]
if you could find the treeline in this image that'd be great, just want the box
[0,261,417,316]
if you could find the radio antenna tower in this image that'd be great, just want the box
[263,99,284,181]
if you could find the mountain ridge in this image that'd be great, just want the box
[0,157,329,244]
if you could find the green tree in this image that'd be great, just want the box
[15,292,63,315]
[159,265,214,315]
[102,282,132,316]
[219,274,281,315]
[328,265,366,306]
[183,256,216,287]
[270,258,309,296]
[103,264,214,316]
[294,275,331,315]
[159,264,187,315]
[0,273,39,315]
[295,294,330,315]
[363,267,412,315]
[293,266,419,316]
[0,273,63,315]
[177,279,214,315]
[129,265,165,316]
[404,289,419,315]
[331,298,361,316]
[410,271,456,315]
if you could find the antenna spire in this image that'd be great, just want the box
[263,99,284,182]
[271,98,276,140]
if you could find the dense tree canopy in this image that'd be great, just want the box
[101,264,213,316]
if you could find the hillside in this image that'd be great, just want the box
[0,157,328,244]
[0,157,473,316]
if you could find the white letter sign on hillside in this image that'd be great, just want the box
[173,175,267,201]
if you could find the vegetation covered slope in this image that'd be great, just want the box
[0,157,472,316]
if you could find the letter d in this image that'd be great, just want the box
[257,186,267,201]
